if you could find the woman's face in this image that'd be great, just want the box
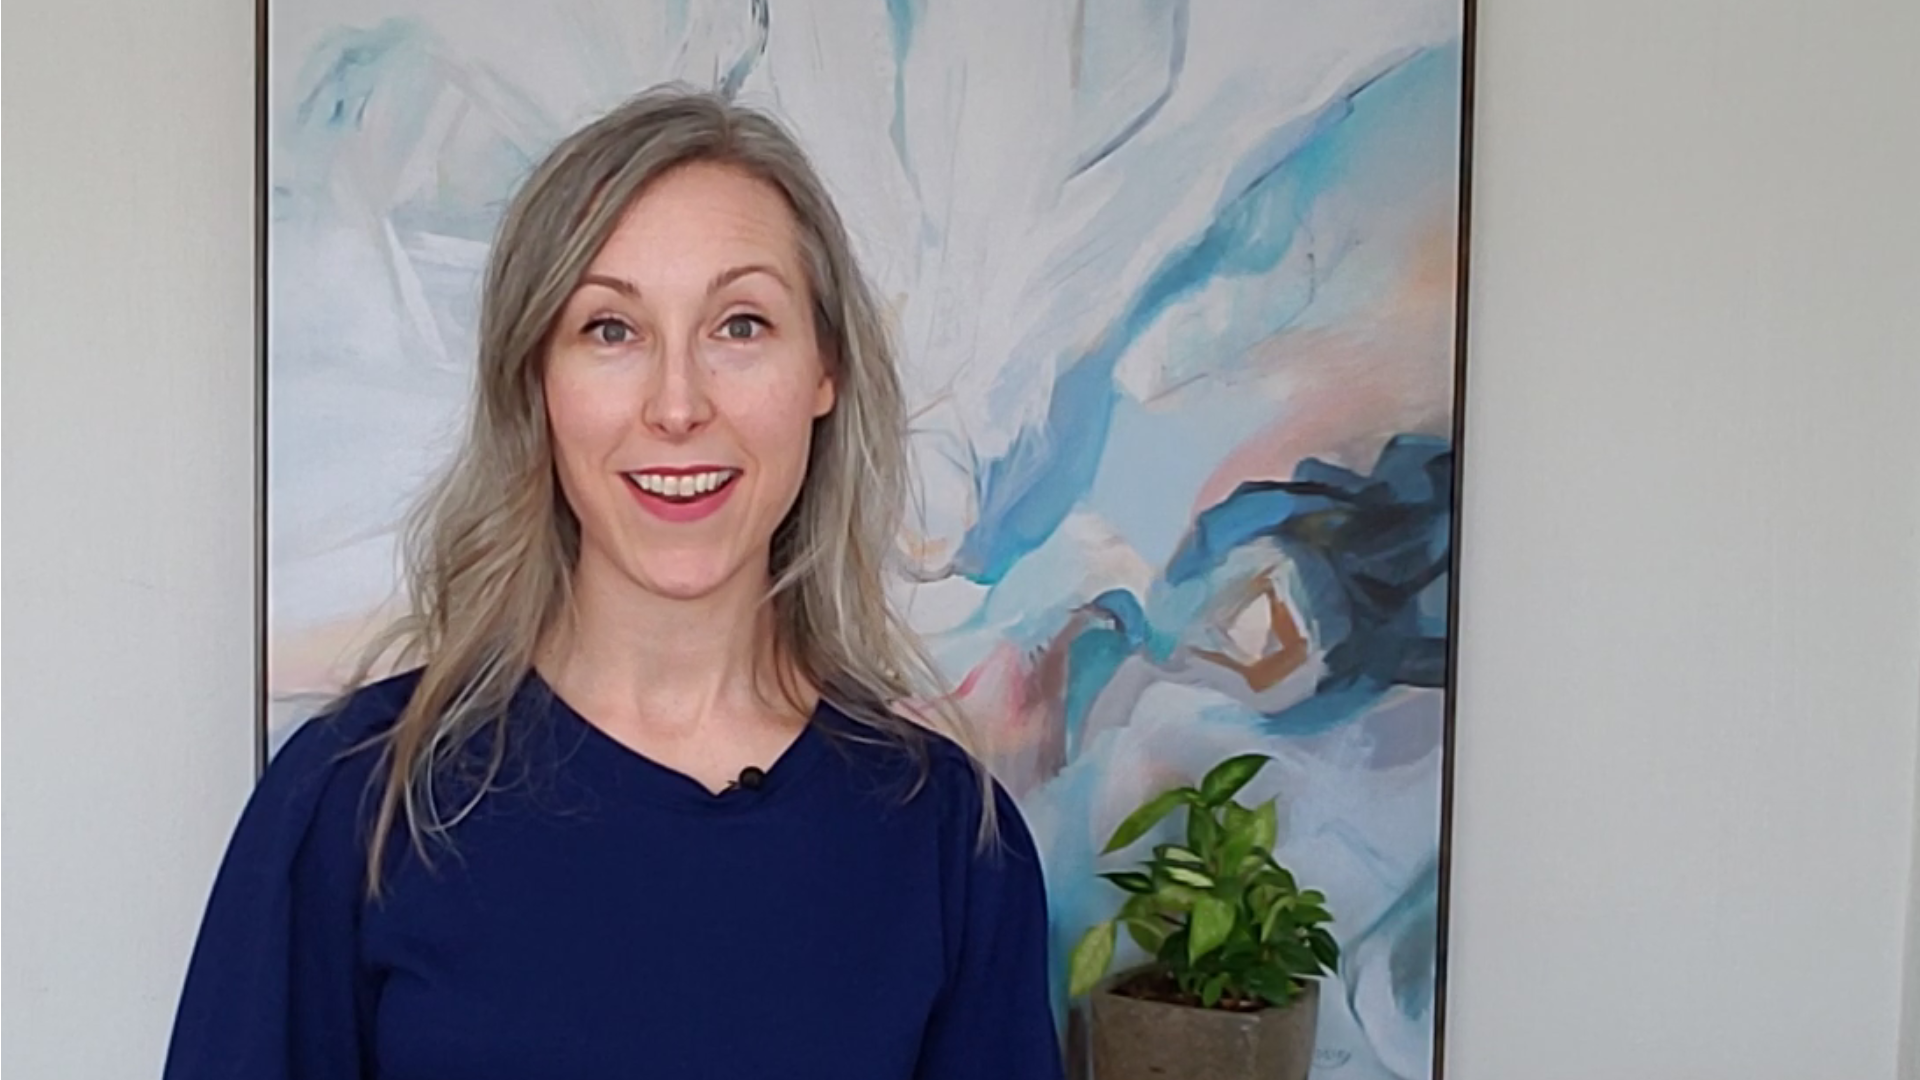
[544,161,836,605]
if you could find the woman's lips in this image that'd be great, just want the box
[622,468,740,523]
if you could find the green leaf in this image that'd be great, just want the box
[1219,804,1256,871]
[1099,871,1154,894]
[1250,801,1278,853]
[1256,863,1298,893]
[1200,972,1230,1008]
[1307,925,1341,971]
[1068,921,1116,997]
[1153,844,1206,866]
[1274,938,1319,976]
[1189,895,1234,963]
[1103,789,1192,854]
[1163,866,1215,890]
[1153,881,1204,911]
[1222,802,1254,839]
[1260,894,1294,943]
[1200,753,1270,806]
[1124,916,1170,955]
[1219,935,1260,969]
[1187,806,1220,854]
[1158,928,1190,969]
[1244,968,1299,1008]
[1175,970,1203,1000]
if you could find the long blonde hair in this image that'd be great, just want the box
[351,86,981,894]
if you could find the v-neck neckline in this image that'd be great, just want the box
[522,672,835,814]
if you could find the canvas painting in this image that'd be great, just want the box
[265,2,1471,1076]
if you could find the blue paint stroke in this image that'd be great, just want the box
[1066,0,1191,179]
[278,17,552,236]
[1342,857,1439,1077]
[1059,590,1149,758]
[284,17,439,185]
[951,45,1453,585]
[885,0,924,196]
[290,19,421,131]
[718,0,770,99]
[1172,434,1451,679]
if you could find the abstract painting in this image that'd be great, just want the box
[264,3,1472,1076]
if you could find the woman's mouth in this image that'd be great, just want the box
[622,468,742,522]
[626,468,738,501]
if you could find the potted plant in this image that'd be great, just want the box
[1067,753,1338,1080]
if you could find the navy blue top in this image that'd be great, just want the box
[164,671,1063,1080]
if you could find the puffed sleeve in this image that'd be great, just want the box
[915,774,1066,1080]
[162,702,390,1080]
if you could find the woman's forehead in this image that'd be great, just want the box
[586,163,805,287]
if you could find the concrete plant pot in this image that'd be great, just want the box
[1089,973,1319,1080]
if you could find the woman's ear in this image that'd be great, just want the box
[813,370,836,419]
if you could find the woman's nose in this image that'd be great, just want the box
[640,337,715,437]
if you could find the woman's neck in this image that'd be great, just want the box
[536,556,806,742]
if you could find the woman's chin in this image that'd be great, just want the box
[575,539,762,605]
[630,560,746,603]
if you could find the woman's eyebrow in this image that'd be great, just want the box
[706,264,792,296]
[579,273,640,298]
[575,264,793,300]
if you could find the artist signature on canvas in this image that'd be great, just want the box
[1315,1047,1354,1069]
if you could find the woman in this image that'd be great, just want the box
[165,88,1063,1080]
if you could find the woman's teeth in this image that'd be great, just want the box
[629,469,735,500]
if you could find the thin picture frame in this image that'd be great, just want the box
[254,4,1478,1074]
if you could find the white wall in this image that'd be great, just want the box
[1907,698,1920,1080]
[2,1,260,1077]
[2,3,1916,1080]
[1447,2,1920,1079]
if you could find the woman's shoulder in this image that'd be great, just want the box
[816,700,1034,851]
[817,699,971,783]
[256,668,423,814]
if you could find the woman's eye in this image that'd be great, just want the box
[585,318,634,346]
[719,314,767,341]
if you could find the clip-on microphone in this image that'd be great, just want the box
[724,765,767,794]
